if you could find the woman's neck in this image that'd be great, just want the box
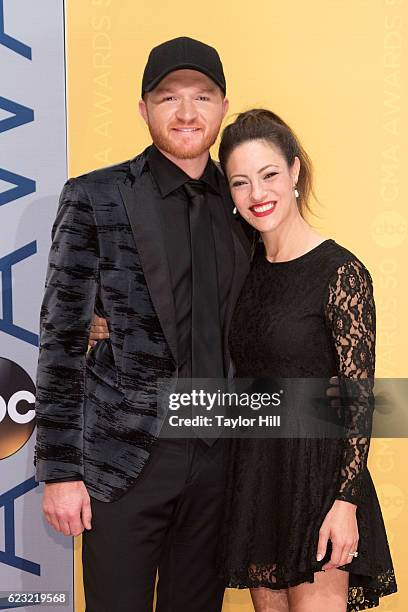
[261,213,326,263]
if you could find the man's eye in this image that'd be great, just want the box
[162,96,176,102]
[197,96,210,101]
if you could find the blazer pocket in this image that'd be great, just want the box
[86,338,120,389]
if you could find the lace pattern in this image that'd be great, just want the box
[325,259,376,506]
[225,564,397,610]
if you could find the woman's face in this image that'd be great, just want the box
[225,139,300,233]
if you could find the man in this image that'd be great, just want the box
[34,37,250,612]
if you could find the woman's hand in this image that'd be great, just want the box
[89,314,110,347]
[316,499,359,570]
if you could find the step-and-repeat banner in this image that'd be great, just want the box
[66,1,406,611]
[0,1,73,610]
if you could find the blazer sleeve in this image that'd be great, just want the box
[34,178,99,481]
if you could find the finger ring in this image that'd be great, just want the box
[348,551,358,557]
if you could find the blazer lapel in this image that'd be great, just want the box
[118,173,178,364]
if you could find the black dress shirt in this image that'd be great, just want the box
[146,144,232,381]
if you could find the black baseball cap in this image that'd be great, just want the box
[142,37,226,97]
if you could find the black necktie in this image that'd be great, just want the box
[184,179,224,380]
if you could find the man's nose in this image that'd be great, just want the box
[175,99,198,122]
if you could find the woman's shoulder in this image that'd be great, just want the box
[322,240,374,293]
[323,240,371,275]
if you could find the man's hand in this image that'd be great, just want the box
[43,481,92,536]
[89,314,109,347]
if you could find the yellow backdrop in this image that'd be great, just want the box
[66,0,406,609]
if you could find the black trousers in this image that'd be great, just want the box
[82,437,228,612]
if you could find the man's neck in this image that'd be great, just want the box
[155,146,210,179]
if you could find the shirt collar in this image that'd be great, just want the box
[145,144,221,198]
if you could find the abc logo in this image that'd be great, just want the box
[372,211,407,248]
[377,483,405,522]
[0,358,36,460]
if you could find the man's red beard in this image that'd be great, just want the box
[147,123,221,160]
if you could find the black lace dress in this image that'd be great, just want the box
[220,239,397,610]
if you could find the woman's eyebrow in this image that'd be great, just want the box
[257,164,280,172]
[229,164,280,180]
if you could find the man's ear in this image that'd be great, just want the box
[222,97,230,119]
[139,98,148,124]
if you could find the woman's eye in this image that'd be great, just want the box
[264,172,278,180]
[231,181,247,188]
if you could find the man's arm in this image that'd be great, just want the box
[35,178,99,482]
[35,178,99,536]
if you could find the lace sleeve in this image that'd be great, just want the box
[325,258,376,506]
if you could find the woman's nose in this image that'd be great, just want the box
[250,183,268,203]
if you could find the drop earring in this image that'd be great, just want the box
[294,185,299,199]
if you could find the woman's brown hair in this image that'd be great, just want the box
[219,109,315,218]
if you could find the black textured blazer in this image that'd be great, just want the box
[34,147,250,502]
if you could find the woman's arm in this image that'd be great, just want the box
[316,258,375,570]
[325,258,376,506]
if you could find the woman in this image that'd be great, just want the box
[217,109,397,611]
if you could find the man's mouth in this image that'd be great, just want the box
[172,127,201,133]
[249,201,277,217]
